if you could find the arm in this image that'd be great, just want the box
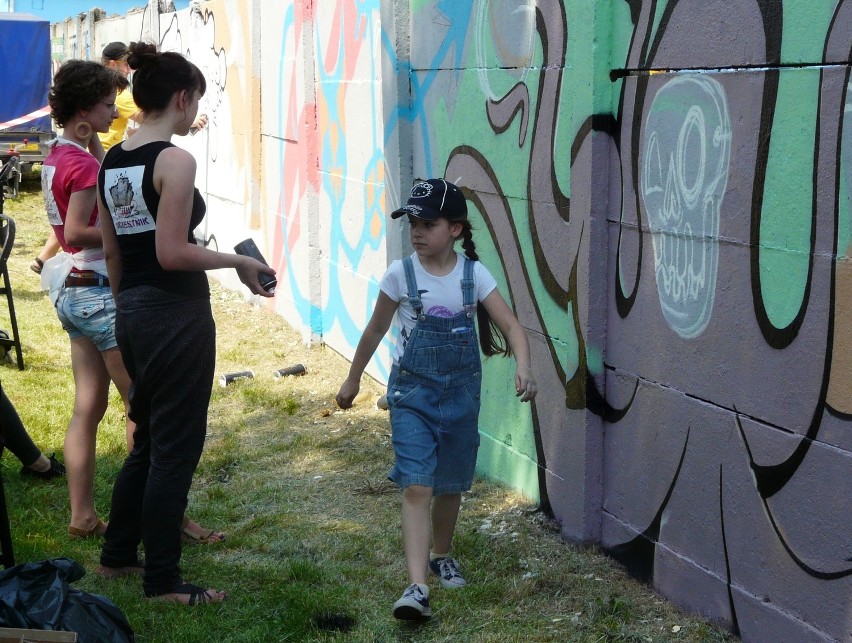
[98,190,122,300]
[480,289,537,402]
[152,148,275,296]
[63,187,103,248]
[335,291,398,409]
[36,230,61,263]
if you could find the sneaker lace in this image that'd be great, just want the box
[439,557,461,579]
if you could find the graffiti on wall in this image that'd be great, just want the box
[159,6,228,162]
[405,0,851,638]
[271,0,391,360]
[640,74,729,340]
[605,0,851,632]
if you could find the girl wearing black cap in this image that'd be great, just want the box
[336,178,537,620]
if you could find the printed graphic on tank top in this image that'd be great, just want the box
[102,165,156,235]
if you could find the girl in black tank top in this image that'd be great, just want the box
[96,42,275,607]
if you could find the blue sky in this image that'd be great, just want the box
[1,1,189,23]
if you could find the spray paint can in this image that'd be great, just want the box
[219,370,255,387]
[234,238,277,293]
[273,364,307,379]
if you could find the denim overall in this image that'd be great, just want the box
[387,256,482,495]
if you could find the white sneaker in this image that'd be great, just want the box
[429,556,467,589]
[392,583,432,620]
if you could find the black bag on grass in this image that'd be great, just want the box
[0,557,133,642]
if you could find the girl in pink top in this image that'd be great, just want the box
[42,60,131,541]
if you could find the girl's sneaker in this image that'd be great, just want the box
[392,583,431,620]
[429,556,467,588]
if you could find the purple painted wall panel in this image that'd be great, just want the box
[597,1,851,639]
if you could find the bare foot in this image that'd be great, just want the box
[148,582,227,605]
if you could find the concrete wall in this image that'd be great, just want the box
[48,1,851,640]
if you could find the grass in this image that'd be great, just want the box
[0,174,737,641]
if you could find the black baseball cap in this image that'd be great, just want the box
[102,41,128,61]
[390,178,468,221]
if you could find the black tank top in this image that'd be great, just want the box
[98,141,209,298]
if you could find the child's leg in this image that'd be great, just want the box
[401,484,433,584]
[430,492,462,555]
[429,492,469,588]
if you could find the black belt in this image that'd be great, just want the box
[64,273,109,288]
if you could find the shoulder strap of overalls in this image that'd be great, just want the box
[461,257,475,318]
[402,256,424,318]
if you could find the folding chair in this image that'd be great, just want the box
[0,213,24,370]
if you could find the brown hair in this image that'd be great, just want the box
[126,41,206,113]
[48,60,128,128]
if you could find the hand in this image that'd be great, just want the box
[235,255,276,297]
[515,366,537,402]
[190,113,208,134]
[335,378,360,409]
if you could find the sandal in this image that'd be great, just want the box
[146,582,227,606]
[30,257,43,274]
[68,518,107,539]
[181,516,225,545]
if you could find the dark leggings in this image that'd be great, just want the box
[100,286,215,596]
[0,384,41,468]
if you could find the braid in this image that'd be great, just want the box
[459,221,510,358]
[460,224,479,261]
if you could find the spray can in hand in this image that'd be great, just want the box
[234,238,277,294]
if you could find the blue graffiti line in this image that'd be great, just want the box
[275,1,394,370]
[383,3,474,179]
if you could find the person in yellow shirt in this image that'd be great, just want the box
[99,42,141,151]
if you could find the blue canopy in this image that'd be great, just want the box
[0,13,52,133]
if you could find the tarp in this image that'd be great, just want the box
[0,13,52,133]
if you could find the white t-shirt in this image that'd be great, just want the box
[380,252,498,363]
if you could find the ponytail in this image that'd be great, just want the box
[459,222,511,358]
[126,41,206,113]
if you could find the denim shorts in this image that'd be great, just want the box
[55,285,118,351]
[386,365,481,495]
